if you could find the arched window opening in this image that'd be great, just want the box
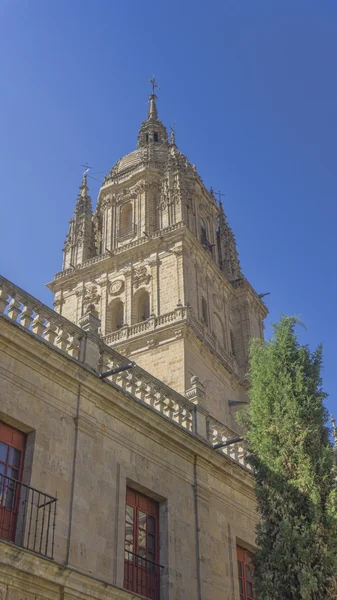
[136,290,150,323]
[110,299,124,332]
[201,297,208,326]
[153,132,159,142]
[200,217,213,253]
[120,203,133,237]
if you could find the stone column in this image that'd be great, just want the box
[78,306,101,371]
[123,268,132,326]
[185,376,209,440]
[149,256,159,316]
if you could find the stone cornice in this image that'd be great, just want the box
[0,540,134,600]
[0,314,253,494]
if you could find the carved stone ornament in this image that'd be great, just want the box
[109,279,125,296]
[83,285,100,307]
[213,293,223,311]
[100,194,112,210]
[133,266,151,288]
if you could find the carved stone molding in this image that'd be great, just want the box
[83,285,100,308]
[109,279,125,296]
[146,338,158,349]
[133,266,151,289]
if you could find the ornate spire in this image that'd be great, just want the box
[74,172,92,217]
[138,77,168,148]
[62,171,94,270]
[148,76,159,120]
[148,93,158,120]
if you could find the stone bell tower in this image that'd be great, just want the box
[48,84,268,428]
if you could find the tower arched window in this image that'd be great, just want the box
[120,203,133,236]
[110,299,124,332]
[201,297,208,326]
[135,290,150,323]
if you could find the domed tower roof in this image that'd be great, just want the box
[103,80,170,185]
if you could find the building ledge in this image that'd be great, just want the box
[0,539,146,600]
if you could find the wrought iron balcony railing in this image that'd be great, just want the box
[124,549,163,600]
[0,473,57,559]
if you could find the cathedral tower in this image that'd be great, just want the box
[48,86,267,428]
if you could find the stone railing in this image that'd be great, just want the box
[97,344,194,432]
[0,274,250,472]
[0,275,193,434]
[103,307,189,345]
[103,308,237,380]
[206,415,251,470]
[0,275,84,360]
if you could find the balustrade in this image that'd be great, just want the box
[0,274,250,472]
[0,275,84,364]
[206,415,251,470]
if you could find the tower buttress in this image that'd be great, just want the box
[217,202,242,282]
[63,173,95,270]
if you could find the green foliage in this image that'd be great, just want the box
[241,316,337,599]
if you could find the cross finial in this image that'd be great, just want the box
[81,163,92,176]
[148,75,159,95]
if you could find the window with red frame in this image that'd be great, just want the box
[237,546,256,600]
[0,422,25,541]
[124,487,160,600]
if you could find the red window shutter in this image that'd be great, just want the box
[124,488,160,599]
[0,422,25,451]
[237,546,256,600]
[0,421,26,542]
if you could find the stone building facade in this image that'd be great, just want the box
[0,88,267,600]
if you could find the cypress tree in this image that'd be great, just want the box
[241,316,337,599]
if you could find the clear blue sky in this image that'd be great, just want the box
[1,1,336,416]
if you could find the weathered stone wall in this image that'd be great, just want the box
[0,312,257,600]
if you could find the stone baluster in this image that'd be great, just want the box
[126,372,137,396]
[44,321,58,345]
[0,289,10,314]
[182,408,193,431]
[154,392,166,414]
[55,326,69,351]
[20,305,34,329]
[144,385,156,407]
[7,298,22,322]
[116,371,128,390]
[163,396,175,419]
[67,332,82,359]
[173,403,184,427]
[135,378,147,402]
[31,313,46,337]
[98,351,111,375]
